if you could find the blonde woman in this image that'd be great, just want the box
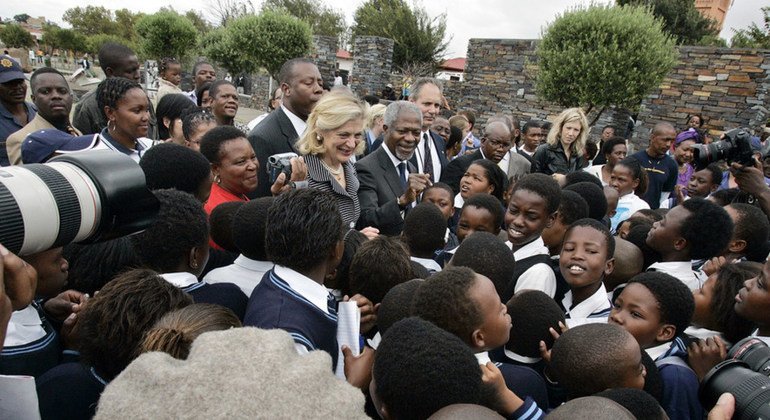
[297,91,370,230]
[532,108,589,177]
[364,103,386,154]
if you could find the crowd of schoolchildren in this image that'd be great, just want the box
[2,51,770,419]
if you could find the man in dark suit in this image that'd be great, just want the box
[247,58,323,198]
[356,101,431,236]
[408,78,448,183]
[441,121,530,194]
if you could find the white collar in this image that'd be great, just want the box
[161,272,200,288]
[475,351,492,365]
[382,139,406,169]
[280,104,307,137]
[454,193,464,209]
[507,237,549,260]
[274,265,330,314]
[647,261,704,290]
[562,283,610,319]
[503,348,542,364]
[410,256,442,272]
[234,255,274,272]
[5,305,45,347]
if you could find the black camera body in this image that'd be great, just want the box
[268,152,297,184]
[700,337,770,419]
[691,128,754,170]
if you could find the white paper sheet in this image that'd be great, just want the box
[0,374,41,420]
[335,301,361,379]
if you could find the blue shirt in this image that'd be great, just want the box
[631,150,678,209]
[0,102,36,166]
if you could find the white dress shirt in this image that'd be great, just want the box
[562,283,612,327]
[414,130,442,181]
[274,265,333,355]
[506,237,557,298]
[410,256,442,273]
[4,306,46,347]
[203,254,274,296]
[647,261,705,291]
[281,104,307,137]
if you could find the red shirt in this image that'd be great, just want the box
[204,183,248,250]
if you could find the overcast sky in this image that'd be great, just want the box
[6,0,766,58]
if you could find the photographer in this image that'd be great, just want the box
[730,160,770,221]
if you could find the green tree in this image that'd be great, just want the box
[43,24,88,53]
[85,34,135,56]
[616,0,718,45]
[730,7,770,49]
[262,0,345,38]
[136,11,198,61]
[13,14,31,23]
[204,10,312,78]
[536,4,677,123]
[352,0,448,69]
[0,24,36,48]
[185,10,212,35]
[63,6,116,36]
[115,9,144,42]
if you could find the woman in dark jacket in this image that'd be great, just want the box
[532,108,589,178]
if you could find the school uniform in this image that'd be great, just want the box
[202,255,273,297]
[410,256,442,274]
[655,337,703,420]
[161,272,248,321]
[476,352,549,415]
[97,128,155,163]
[36,362,107,420]
[0,303,76,378]
[244,266,339,369]
[561,283,612,328]
[489,348,568,410]
[583,164,608,186]
[503,237,556,301]
[647,261,705,291]
[610,192,650,233]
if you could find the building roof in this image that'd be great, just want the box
[336,49,352,60]
[440,57,466,72]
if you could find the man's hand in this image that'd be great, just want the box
[270,157,307,196]
[1,245,37,311]
[731,162,767,196]
[399,173,431,205]
[44,290,89,323]
[343,345,374,390]
[687,336,727,381]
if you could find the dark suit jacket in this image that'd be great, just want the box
[247,108,299,198]
[368,133,384,155]
[355,146,415,236]
[440,150,483,194]
[409,130,449,182]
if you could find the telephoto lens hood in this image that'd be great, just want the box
[0,150,159,255]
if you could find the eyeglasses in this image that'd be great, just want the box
[486,138,512,150]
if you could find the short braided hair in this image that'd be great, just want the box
[96,77,143,119]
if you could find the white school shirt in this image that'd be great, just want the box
[610,193,650,233]
[414,130,442,181]
[583,164,608,186]
[647,261,705,291]
[273,265,333,355]
[4,306,46,347]
[506,237,557,298]
[410,256,442,273]
[203,254,274,297]
[562,283,612,328]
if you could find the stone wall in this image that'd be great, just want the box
[311,35,338,90]
[633,46,770,147]
[350,36,394,98]
[442,39,770,151]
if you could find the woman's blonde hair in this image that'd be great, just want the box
[297,91,367,156]
[365,104,387,130]
[141,303,242,360]
[546,107,589,155]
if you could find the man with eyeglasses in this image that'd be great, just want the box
[440,120,530,194]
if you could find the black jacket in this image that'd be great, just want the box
[531,142,586,175]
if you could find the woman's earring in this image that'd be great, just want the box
[214,174,221,184]
[108,119,116,133]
